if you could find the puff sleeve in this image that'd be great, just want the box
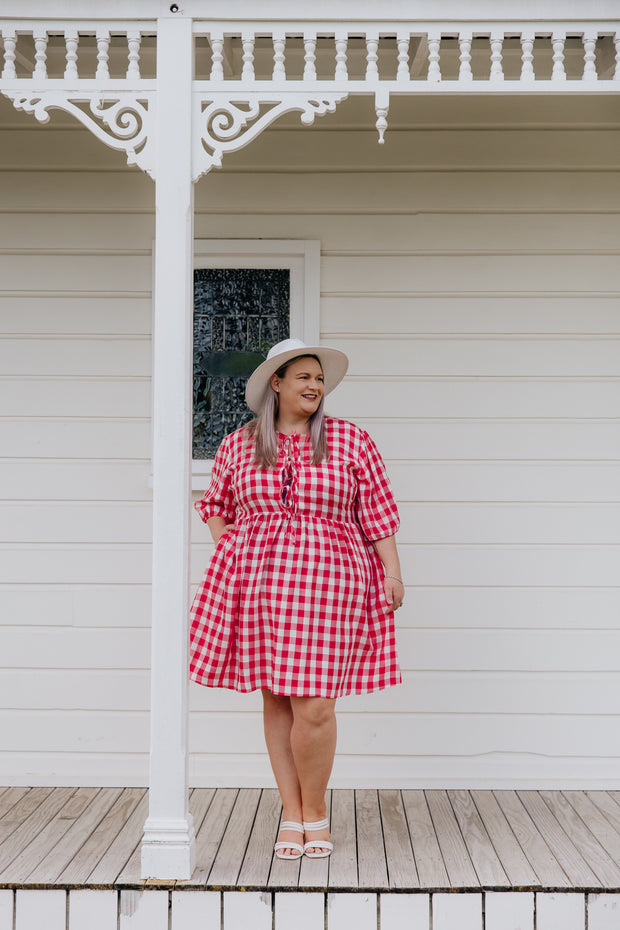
[354,429,400,542]
[194,434,236,524]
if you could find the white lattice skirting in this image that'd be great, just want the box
[2,889,620,929]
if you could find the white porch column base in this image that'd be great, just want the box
[141,816,196,879]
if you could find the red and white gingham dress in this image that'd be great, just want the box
[189,417,401,698]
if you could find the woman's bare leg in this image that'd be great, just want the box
[262,690,304,857]
[262,691,337,856]
[290,696,336,854]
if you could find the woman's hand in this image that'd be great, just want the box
[384,575,405,614]
[206,516,235,544]
[373,535,404,614]
[215,524,235,543]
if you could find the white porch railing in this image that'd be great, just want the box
[1,21,620,172]
[191,25,620,85]
[3,22,620,85]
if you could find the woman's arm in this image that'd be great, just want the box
[373,534,404,614]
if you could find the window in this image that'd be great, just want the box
[193,267,290,459]
[192,240,320,485]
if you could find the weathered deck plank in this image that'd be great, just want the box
[237,789,280,887]
[298,790,332,890]
[328,789,358,889]
[539,791,620,887]
[0,787,619,895]
[0,788,30,821]
[87,790,148,885]
[518,790,602,889]
[268,828,302,889]
[187,788,218,850]
[28,788,122,884]
[587,792,620,839]
[0,788,54,848]
[566,791,620,866]
[401,790,450,889]
[113,834,143,885]
[208,788,261,887]
[297,838,331,889]
[425,790,478,888]
[355,789,389,889]
[493,790,571,889]
[0,787,76,874]
[190,788,238,886]
[470,790,540,888]
[379,790,418,889]
[0,787,101,883]
[448,789,510,888]
[59,788,145,885]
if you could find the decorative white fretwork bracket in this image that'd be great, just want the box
[192,92,348,181]
[1,87,349,181]
[3,90,157,178]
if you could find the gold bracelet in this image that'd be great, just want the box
[385,575,404,585]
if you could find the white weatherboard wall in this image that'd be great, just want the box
[0,92,618,787]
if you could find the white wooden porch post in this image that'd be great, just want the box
[141,15,196,879]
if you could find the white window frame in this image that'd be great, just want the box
[191,239,321,488]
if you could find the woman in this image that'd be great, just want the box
[190,338,404,860]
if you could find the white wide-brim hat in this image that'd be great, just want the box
[245,338,349,414]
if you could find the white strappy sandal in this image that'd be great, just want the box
[274,821,305,860]
[303,818,334,859]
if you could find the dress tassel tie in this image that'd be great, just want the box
[279,433,303,541]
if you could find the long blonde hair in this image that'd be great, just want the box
[245,354,329,468]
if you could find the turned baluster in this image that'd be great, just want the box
[334,31,348,80]
[375,89,389,144]
[458,32,473,81]
[396,32,409,81]
[303,33,317,80]
[96,29,110,80]
[1,28,17,79]
[272,32,286,81]
[33,27,48,79]
[241,33,255,81]
[489,32,504,81]
[365,32,379,82]
[210,34,224,81]
[582,31,598,81]
[126,30,141,79]
[64,27,79,80]
[614,33,620,81]
[427,33,441,81]
[520,33,535,80]
[551,32,566,81]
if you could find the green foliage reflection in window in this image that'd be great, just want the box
[193,268,290,458]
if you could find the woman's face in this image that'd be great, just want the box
[271,355,325,419]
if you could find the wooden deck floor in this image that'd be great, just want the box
[0,787,620,892]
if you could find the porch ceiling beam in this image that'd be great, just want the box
[1,0,620,21]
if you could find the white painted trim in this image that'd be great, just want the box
[2,2,620,22]
[4,888,611,929]
[141,15,195,881]
[191,238,320,487]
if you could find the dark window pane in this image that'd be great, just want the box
[193,268,290,458]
